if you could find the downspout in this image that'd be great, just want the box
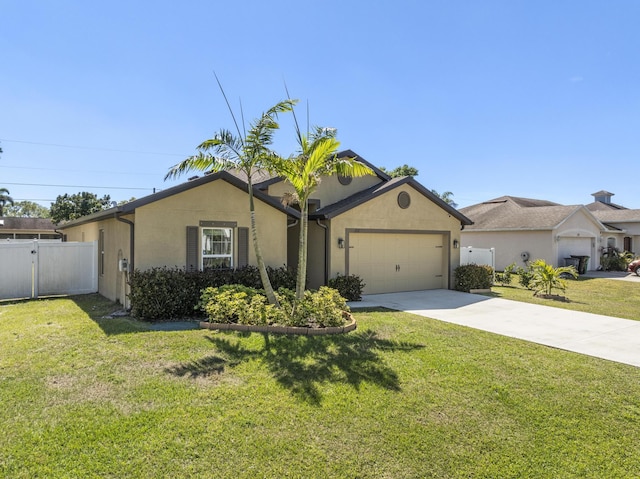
[115,213,135,271]
[316,219,329,285]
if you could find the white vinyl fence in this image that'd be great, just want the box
[0,240,98,300]
[460,246,496,271]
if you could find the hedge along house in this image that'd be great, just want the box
[256,150,473,295]
[58,171,300,307]
[58,150,472,303]
[459,196,615,272]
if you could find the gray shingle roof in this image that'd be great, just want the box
[590,208,640,223]
[460,196,586,230]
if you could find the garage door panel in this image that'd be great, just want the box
[349,232,445,294]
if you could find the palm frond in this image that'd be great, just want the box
[164,153,230,180]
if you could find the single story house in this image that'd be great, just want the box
[58,150,472,305]
[459,195,615,271]
[0,217,61,241]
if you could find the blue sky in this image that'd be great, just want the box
[1,1,639,210]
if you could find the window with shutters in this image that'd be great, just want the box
[202,227,233,269]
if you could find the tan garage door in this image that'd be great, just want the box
[348,232,445,294]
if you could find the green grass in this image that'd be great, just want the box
[489,275,640,321]
[2,294,640,477]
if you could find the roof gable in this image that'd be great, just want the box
[58,171,300,229]
[311,176,472,225]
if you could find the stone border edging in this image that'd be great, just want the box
[199,315,357,336]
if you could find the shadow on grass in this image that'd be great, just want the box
[69,294,152,335]
[166,329,424,405]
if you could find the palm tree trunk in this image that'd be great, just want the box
[295,198,308,300]
[248,187,280,307]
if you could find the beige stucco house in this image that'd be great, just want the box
[58,150,472,304]
[460,196,613,271]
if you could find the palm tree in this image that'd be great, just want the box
[0,188,14,216]
[165,100,296,306]
[275,126,374,300]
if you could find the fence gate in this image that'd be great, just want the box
[0,240,98,301]
[460,246,496,270]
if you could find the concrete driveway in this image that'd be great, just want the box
[349,289,640,368]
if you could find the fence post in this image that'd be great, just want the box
[31,240,39,299]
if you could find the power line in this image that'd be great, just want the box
[0,138,188,157]
[0,164,159,176]
[2,181,154,191]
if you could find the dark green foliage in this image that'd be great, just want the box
[49,191,111,223]
[128,265,295,320]
[454,263,494,292]
[516,266,534,289]
[328,273,365,301]
[200,285,349,328]
[600,249,634,272]
[495,263,516,286]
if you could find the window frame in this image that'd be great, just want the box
[201,226,234,270]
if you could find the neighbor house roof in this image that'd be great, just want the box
[590,208,640,223]
[460,196,604,231]
[58,170,301,229]
[0,217,58,231]
[312,176,473,225]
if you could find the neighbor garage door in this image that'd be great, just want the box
[348,232,445,294]
[557,237,592,269]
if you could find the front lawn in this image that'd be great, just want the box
[2,294,640,477]
[489,275,640,321]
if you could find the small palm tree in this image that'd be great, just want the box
[275,126,374,300]
[165,100,296,306]
[0,188,14,216]
[529,259,578,297]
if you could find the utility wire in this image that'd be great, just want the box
[0,164,159,176]
[2,181,153,191]
[0,138,187,157]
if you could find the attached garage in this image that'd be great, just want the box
[347,230,446,294]
[557,236,593,269]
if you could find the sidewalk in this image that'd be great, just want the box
[349,289,640,368]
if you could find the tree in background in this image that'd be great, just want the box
[50,192,111,224]
[275,126,374,300]
[431,189,458,208]
[379,164,458,208]
[379,164,419,178]
[0,188,15,216]
[4,200,50,218]
[165,100,296,306]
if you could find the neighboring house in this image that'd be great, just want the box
[460,196,613,271]
[586,191,640,254]
[0,217,61,241]
[58,150,472,305]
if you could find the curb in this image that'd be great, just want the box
[199,315,357,336]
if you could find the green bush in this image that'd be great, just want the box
[128,265,297,321]
[200,285,349,328]
[516,266,534,289]
[600,249,634,272]
[495,263,516,286]
[454,263,494,292]
[528,259,578,297]
[328,274,365,301]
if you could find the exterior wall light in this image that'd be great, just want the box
[453,239,459,249]
[338,238,345,249]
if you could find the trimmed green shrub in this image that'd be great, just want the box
[454,263,494,292]
[328,274,365,301]
[495,263,516,286]
[200,285,349,328]
[516,266,534,289]
[128,265,297,321]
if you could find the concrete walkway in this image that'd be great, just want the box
[348,289,640,368]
